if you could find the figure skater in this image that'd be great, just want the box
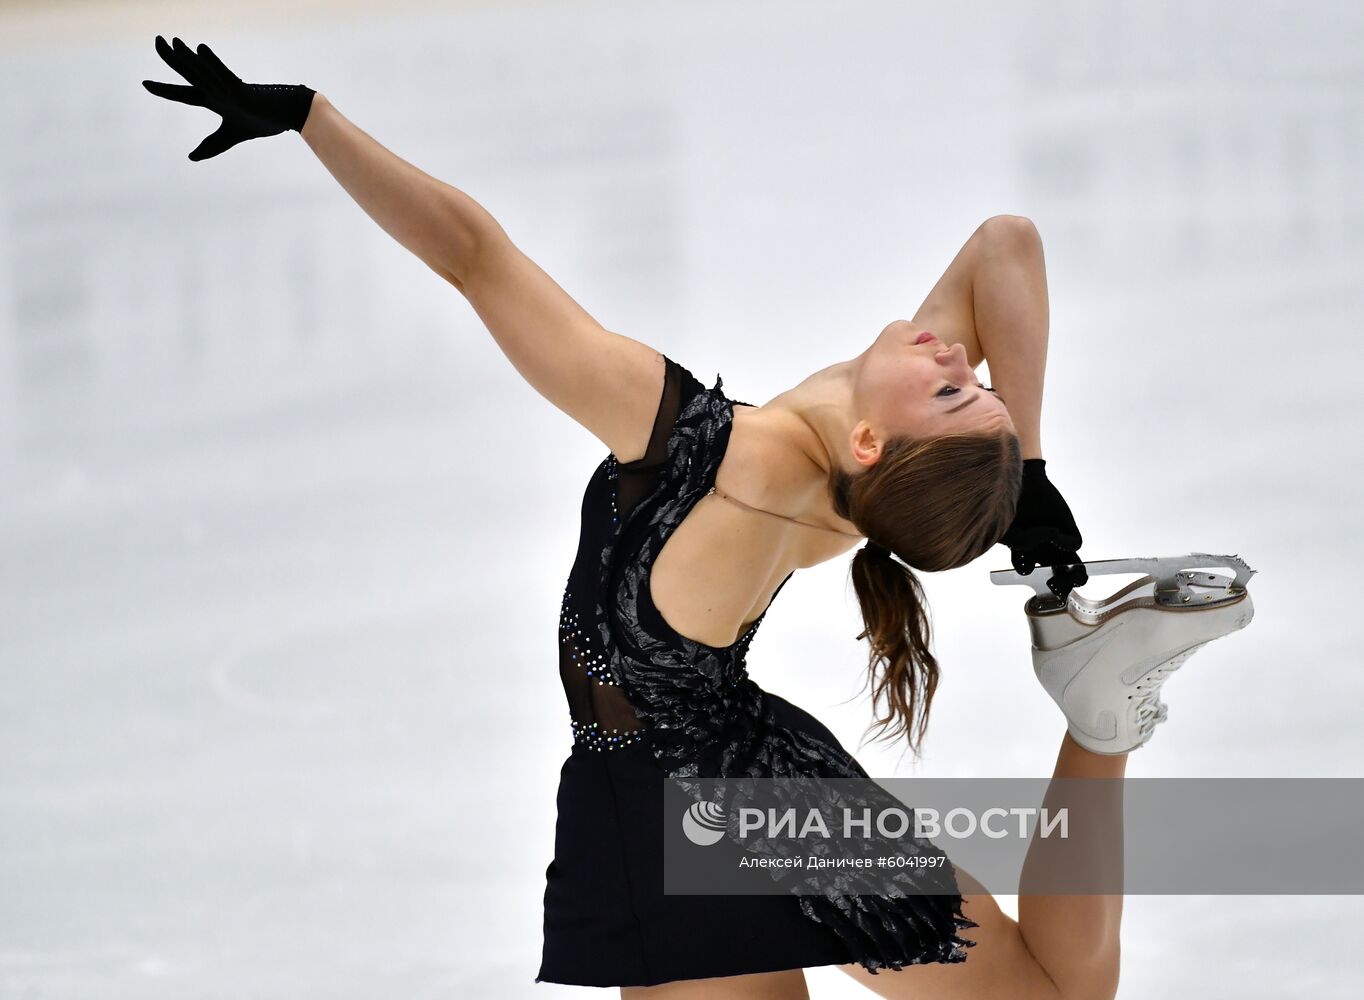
[143,37,1255,999]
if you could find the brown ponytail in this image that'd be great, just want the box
[828,430,1023,752]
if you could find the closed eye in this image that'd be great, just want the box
[938,384,1004,402]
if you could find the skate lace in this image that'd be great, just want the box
[1130,642,1208,739]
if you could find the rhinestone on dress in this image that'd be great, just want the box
[607,454,619,524]
[569,718,640,751]
[560,589,618,687]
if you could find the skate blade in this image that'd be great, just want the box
[989,553,1256,616]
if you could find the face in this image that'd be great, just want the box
[850,319,1015,466]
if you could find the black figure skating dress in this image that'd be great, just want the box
[537,354,974,987]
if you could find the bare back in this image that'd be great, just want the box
[647,401,863,649]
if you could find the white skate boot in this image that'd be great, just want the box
[990,554,1256,754]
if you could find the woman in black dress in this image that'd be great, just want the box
[144,40,1133,999]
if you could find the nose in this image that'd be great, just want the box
[934,341,970,372]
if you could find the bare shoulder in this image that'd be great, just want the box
[726,404,863,568]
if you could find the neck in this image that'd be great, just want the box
[766,355,863,480]
[751,354,867,540]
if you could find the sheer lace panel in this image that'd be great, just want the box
[614,352,683,506]
[558,354,699,750]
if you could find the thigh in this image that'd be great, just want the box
[838,869,1059,1000]
[622,969,808,1000]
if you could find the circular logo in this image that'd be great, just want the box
[681,800,727,846]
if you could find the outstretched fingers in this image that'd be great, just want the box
[187,123,236,162]
[141,79,206,107]
[169,37,214,89]
[146,34,234,159]
[195,43,243,93]
[153,35,202,88]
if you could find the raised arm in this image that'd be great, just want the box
[298,92,665,462]
[141,36,667,461]
[910,214,1048,460]
[911,215,1085,595]
[299,92,490,292]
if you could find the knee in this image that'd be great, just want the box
[979,214,1043,255]
[1052,944,1121,1000]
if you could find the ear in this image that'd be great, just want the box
[848,420,883,468]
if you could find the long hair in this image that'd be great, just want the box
[827,430,1023,753]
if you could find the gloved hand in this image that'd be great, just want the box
[1001,458,1088,600]
[142,36,315,161]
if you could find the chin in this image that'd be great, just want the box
[870,320,911,358]
[881,318,915,343]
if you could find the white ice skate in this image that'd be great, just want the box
[990,554,1257,754]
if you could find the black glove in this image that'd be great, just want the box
[142,36,315,161]
[1001,458,1088,600]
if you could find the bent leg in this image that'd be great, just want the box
[841,733,1125,1000]
[840,870,1060,1000]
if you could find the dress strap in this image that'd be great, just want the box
[706,483,863,538]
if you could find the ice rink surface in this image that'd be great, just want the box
[1,0,1361,996]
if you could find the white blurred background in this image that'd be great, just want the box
[1,0,1361,997]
